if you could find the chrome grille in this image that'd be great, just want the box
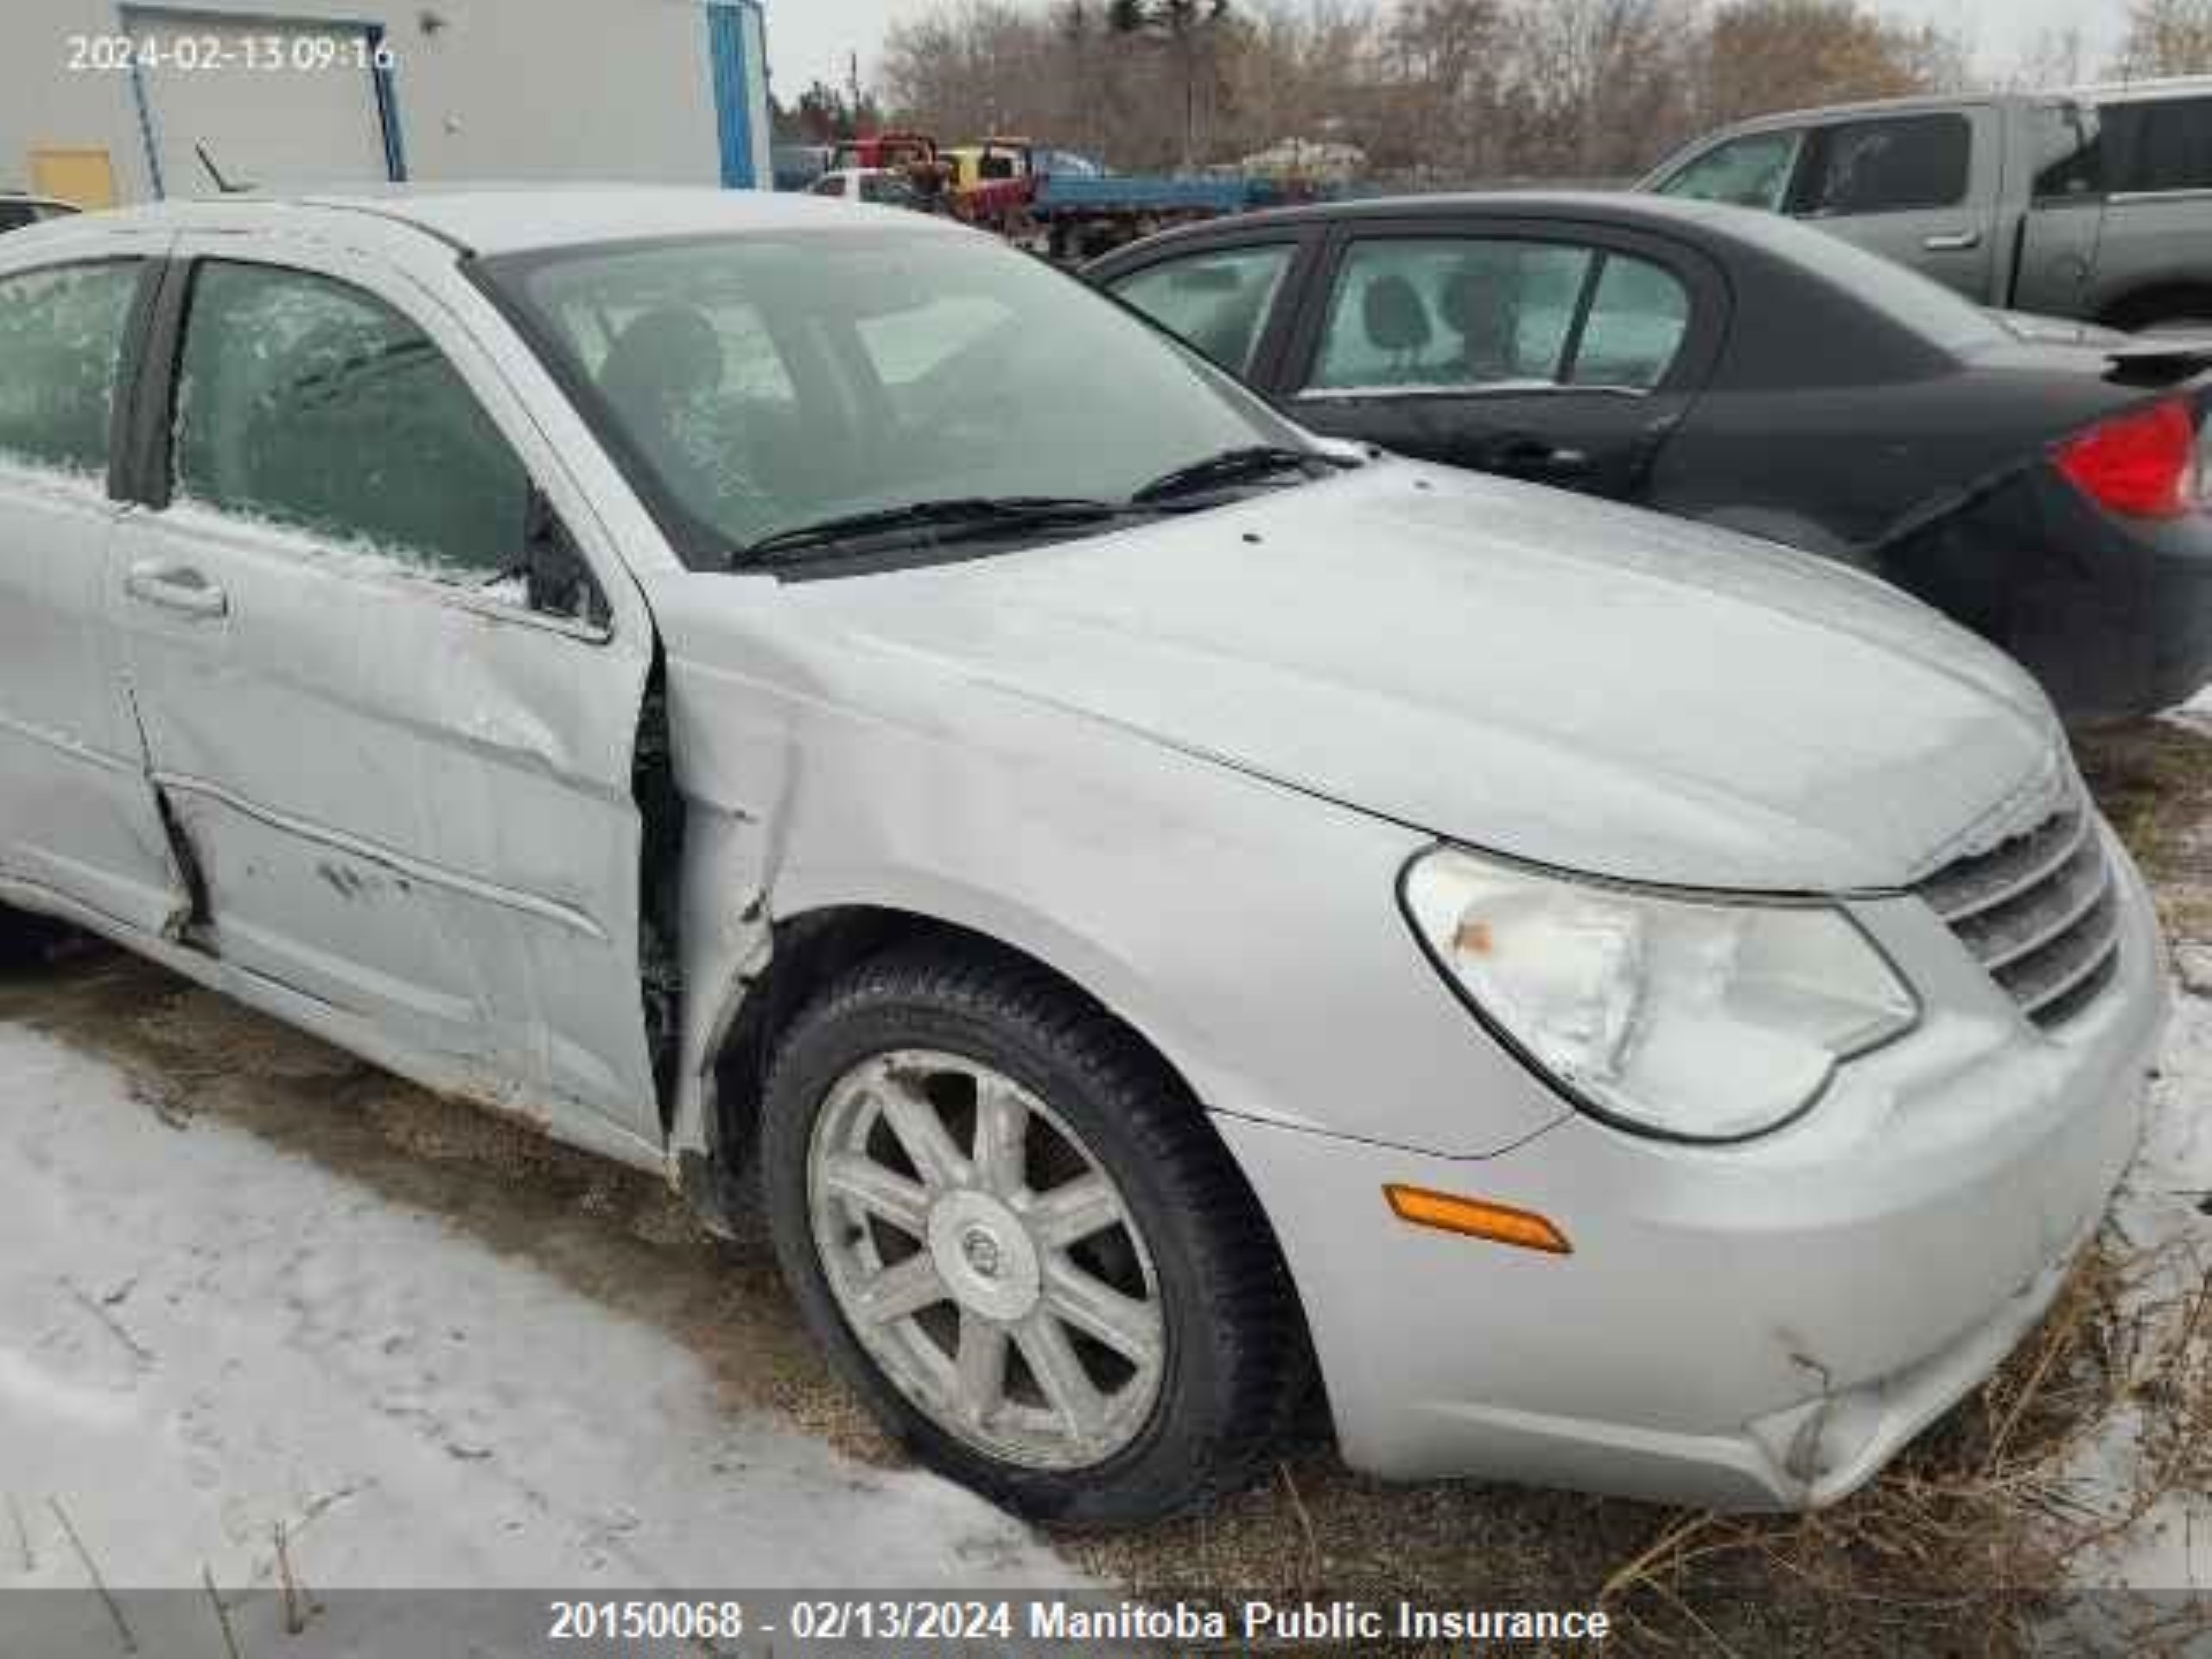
[1916,795,2122,1028]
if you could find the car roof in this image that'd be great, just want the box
[71,184,962,256]
[1087,188,1786,257]
[1683,91,2014,133]
[2072,73,2212,106]
[1660,75,2212,140]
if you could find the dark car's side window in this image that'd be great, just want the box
[1656,130,1802,210]
[0,203,36,233]
[1569,256,1692,390]
[1795,115,1972,216]
[0,260,141,478]
[1109,244,1296,377]
[172,262,531,582]
[2104,97,2212,194]
[1303,238,1688,396]
[1309,239,1591,393]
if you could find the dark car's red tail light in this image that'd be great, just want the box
[2053,398,2202,519]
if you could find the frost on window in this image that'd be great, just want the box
[0,262,140,479]
[1308,239,1593,393]
[174,263,530,582]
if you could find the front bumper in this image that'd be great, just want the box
[1217,828,2169,1509]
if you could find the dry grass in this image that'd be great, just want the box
[1051,1222,2211,1655]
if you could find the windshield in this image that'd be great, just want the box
[480,227,1303,567]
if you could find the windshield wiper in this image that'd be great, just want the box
[1129,445,1338,507]
[738,496,1132,566]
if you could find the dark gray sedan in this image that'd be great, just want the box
[1088,193,2212,724]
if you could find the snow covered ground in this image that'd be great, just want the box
[0,1024,1084,1649]
[2061,995,2212,1589]
[2060,693,2212,1601]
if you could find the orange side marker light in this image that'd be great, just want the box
[1384,1185,1572,1255]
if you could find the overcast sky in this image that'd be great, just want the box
[760,0,2131,105]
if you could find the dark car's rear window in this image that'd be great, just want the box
[1709,206,2009,356]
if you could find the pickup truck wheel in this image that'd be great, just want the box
[2108,289,2212,334]
[760,944,1303,1526]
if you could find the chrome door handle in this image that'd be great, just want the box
[1923,230,1981,251]
[125,559,229,620]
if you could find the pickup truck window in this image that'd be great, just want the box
[1796,115,1971,217]
[1656,130,1801,210]
[2105,97,2212,194]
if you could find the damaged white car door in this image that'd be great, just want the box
[0,245,188,937]
[107,238,665,1160]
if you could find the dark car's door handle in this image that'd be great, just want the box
[1923,230,1982,252]
[1489,438,1593,481]
[125,559,229,620]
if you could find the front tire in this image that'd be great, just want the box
[760,944,1304,1526]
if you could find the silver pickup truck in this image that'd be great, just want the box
[1642,79,2212,333]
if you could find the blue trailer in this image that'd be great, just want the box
[1030,171,1316,261]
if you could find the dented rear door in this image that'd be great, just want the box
[110,235,664,1154]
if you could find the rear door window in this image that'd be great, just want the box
[1304,238,1690,395]
[0,260,141,478]
[1794,114,1972,215]
[1307,238,1592,392]
[1568,256,1692,390]
[1109,244,1296,376]
[1656,130,1803,211]
[2106,97,2212,193]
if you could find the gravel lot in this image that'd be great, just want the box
[1,700,2206,1656]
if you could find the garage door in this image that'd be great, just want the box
[128,12,397,196]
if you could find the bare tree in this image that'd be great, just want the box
[1381,1,1510,175]
[1694,0,1966,128]
[2013,26,2090,89]
[1109,1,1238,167]
[877,0,1972,182]
[2116,0,2212,78]
[1510,0,1699,176]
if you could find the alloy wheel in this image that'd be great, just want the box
[806,1048,1166,1471]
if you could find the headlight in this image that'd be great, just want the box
[1402,847,1917,1141]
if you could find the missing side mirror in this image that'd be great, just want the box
[524,488,613,632]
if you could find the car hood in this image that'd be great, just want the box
[787,462,2063,892]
